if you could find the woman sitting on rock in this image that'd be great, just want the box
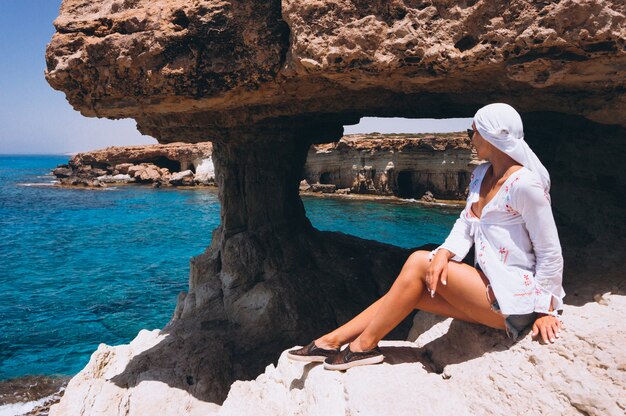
[288,103,565,371]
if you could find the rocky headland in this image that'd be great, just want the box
[53,142,215,187]
[44,0,626,414]
[53,133,476,201]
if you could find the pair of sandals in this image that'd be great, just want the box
[287,341,384,371]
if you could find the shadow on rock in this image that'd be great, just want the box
[383,319,516,373]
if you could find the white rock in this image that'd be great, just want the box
[49,330,220,416]
[50,296,626,416]
[96,174,132,183]
[169,170,195,186]
[193,157,215,184]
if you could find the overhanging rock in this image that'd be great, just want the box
[45,0,626,409]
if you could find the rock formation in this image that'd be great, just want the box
[50,294,626,415]
[54,134,476,199]
[53,142,215,187]
[305,133,476,199]
[45,0,626,411]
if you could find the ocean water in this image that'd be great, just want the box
[0,155,461,383]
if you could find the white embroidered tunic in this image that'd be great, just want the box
[434,162,565,316]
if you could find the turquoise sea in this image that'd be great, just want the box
[0,155,460,383]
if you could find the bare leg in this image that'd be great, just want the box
[350,250,505,351]
[316,250,482,349]
[315,295,385,349]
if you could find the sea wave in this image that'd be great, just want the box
[0,390,62,416]
[0,376,68,416]
[16,182,57,187]
[0,375,70,416]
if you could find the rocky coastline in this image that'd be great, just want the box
[42,0,626,414]
[52,142,215,188]
[50,294,626,416]
[53,133,477,202]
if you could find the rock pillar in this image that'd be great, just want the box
[162,120,417,403]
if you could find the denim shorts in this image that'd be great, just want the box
[488,294,537,340]
[477,265,537,340]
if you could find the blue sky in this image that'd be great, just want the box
[0,0,471,155]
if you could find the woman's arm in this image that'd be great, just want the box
[426,209,474,296]
[512,176,565,315]
[532,298,564,343]
[435,211,474,262]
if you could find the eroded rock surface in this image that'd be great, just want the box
[53,133,477,199]
[46,0,626,141]
[223,296,626,416]
[50,295,626,416]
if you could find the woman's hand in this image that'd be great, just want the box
[424,249,451,297]
[531,314,563,343]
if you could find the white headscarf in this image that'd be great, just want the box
[473,103,551,195]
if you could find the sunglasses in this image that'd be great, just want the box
[467,128,475,140]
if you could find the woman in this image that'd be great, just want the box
[289,103,565,371]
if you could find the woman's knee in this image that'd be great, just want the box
[405,250,431,272]
[396,250,430,287]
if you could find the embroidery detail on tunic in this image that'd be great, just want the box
[523,274,532,286]
[505,203,519,216]
[478,238,486,268]
[514,291,534,297]
[499,247,509,264]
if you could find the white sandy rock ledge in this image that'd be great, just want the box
[51,295,626,416]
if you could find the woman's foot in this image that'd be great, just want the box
[323,344,384,371]
[287,341,340,363]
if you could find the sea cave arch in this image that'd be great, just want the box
[44,0,626,406]
[397,171,414,198]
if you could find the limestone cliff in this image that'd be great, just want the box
[45,0,626,138]
[53,133,476,199]
[305,133,476,199]
[44,0,626,410]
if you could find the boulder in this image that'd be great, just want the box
[421,191,435,203]
[97,174,133,184]
[115,163,134,175]
[194,158,215,185]
[310,183,337,193]
[52,166,73,178]
[138,165,161,182]
[169,170,195,186]
[299,180,311,192]
[127,165,145,178]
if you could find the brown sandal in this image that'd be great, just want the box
[287,341,340,363]
[323,344,384,371]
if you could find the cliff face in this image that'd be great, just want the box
[306,133,476,199]
[45,0,626,410]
